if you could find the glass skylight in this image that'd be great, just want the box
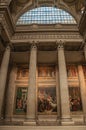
[17,7,76,25]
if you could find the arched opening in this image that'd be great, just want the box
[16,6,76,25]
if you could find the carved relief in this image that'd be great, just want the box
[12,32,82,41]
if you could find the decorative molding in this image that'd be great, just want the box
[57,40,64,49]
[0,7,14,42]
[11,32,82,42]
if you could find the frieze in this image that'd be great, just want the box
[12,32,82,41]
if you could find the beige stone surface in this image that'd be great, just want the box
[78,65,86,123]
[0,46,10,118]
[5,66,17,120]
[26,45,37,120]
[0,126,86,130]
[58,44,71,121]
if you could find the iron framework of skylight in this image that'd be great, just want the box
[17,7,76,25]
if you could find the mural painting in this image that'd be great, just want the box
[38,66,55,77]
[38,86,57,114]
[82,65,86,78]
[15,87,27,114]
[69,87,82,111]
[17,68,29,79]
[67,65,78,77]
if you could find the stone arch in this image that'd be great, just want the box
[9,0,81,25]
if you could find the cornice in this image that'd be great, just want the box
[15,24,78,33]
[11,31,82,44]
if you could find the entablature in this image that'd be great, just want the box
[11,24,82,44]
[15,24,78,32]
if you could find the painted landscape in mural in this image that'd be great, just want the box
[69,87,82,111]
[38,87,57,114]
[15,87,27,114]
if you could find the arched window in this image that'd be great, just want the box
[17,7,76,25]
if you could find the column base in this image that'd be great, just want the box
[23,118,36,126]
[61,118,74,126]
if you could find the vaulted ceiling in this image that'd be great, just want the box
[9,0,85,24]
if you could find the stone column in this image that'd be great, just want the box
[84,43,86,60]
[0,46,10,119]
[25,44,37,125]
[57,42,73,125]
[56,66,61,124]
[5,65,17,121]
[78,65,86,123]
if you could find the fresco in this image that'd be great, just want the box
[67,65,78,77]
[17,68,29,79]
[38,66,55,77]
[69,87,82,111]
[15,87,27,114]
[38,86,57,114]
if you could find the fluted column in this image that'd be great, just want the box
[84,43,86,60]
[78,65,86,123]
[0,46,10,119]
[25,44,37,125]
[57,42,73,125]
[5,65,17,121]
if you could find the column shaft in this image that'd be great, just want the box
[56,67,61,118]
[5,66,17,120]
[0,46,10,118]
[26,45,37,124]
[78,65,86,123]
[58,44,72,124]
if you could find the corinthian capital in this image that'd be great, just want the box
[30,41,37,50]
[57,40,64,49]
